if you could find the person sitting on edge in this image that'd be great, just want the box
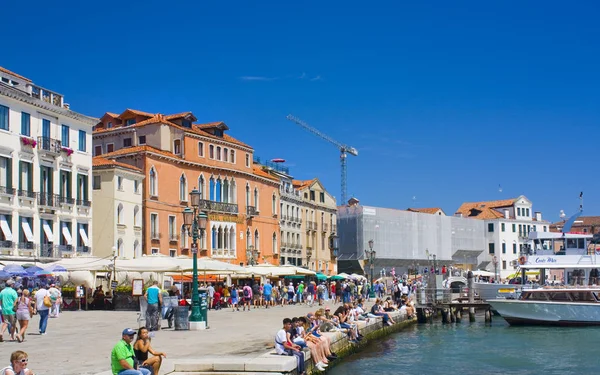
[1,350,35,375]
[134,327,167,375]
[275,318,305,375]
[111,328,151,375]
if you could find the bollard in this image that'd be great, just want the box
[450,308,456,323]
[485,309,492,323]
[456,309,462,323]
[467,270,476,322]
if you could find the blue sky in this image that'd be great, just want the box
[3,0,599,221]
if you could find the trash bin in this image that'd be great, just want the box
[198,288,208,325]
[161,296,178,319]
[174,305,190,330]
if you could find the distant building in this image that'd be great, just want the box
[92,157,144,259]
[550,216,600,234]
[0,66,95,260]
[455,195,550,279]
[407,207,446,216]
[336,202,485,277]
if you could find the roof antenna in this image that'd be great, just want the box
[579,191,584,212]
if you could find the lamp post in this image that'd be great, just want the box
[246,246,259,266]
[182,188,208,325]
[328,233,339,275]
[493,255,499,283]
[365,239,375,298]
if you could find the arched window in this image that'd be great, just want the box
[245,184,250,207]
[209,177,215,201]
[117,203,124,224]
[224,148,228,162]
[254,229,259,251]
[230,149,235,163]
[246,228,251,248]
[223,179,229,203]
[273,233,277,254]
[211,226,217,252]
[272,194,276,215]
[133,205,140,227]
[229,227,236,257]
[224,227,229,250]
[230,179,236,203]
[216,178,222,202]
[179,174,187,201]
[218,226,223,252]
[134,240,141,258]
[149,167,157,196]
[254,188,259,210]
[181,224,188,249]
[198,175,205,200]
[216,146,221,160]
[117,238,123,257]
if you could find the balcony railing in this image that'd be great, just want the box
[77,246,91,253]
[18,242,35,250]
[38,193,55,207]
[56,195,75,205]
[77,199,91,207]
[281,241,288,248]
[196,199,239,215]
[246,205,257,217]
[169,234,179,242]
[37,136,62,154]
[0,186,15,195]
[0,240,13,249]
[17,189,35,199]
[151,232,160,240]
[332,225,337,233]
[58,245,73,253]
[322,223,328,232]
[281,215,288,221]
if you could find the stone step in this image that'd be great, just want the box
[173,356,296,373]
[168,373,283,375]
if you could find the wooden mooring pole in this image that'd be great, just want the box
[467,271,476,322]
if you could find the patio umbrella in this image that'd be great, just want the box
[35,269,54,277]
[329,275,346,281]
[45,264,67,273]
[3,264,27,276]
[0,270,11,279]
[26,266,44,275]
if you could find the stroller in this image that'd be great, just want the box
[212,291,222,310]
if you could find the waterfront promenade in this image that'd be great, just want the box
[1,303,347,375]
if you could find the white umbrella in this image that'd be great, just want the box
[472,270,495,277]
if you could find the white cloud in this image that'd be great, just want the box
[239,76,277,81]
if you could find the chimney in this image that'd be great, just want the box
[504,209,509,219]
[63,103,70,110]
[535,212,542,221]
[454,212,463,218]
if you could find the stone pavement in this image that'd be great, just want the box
[0,303,344,375]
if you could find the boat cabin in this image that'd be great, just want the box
[520,289,600,303]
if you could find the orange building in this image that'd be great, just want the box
[92,110,280,265]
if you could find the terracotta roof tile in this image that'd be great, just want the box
[194,121,229,130]
[165,112,196,120]
[92,156,142,172]
[253,166,279,181]
[118,109,155,119]
[455,198,518,220]
[292,179,317,189]
[551,216,600,229]
[0,66,31,82]
[407,207,445,215]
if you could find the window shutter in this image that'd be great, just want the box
[6,158,12,189]
[18,162,22,191]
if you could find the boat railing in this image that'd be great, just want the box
[416,288,453,305]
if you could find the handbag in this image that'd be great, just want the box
[43,295,52,308]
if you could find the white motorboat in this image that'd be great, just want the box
[489,288,600,326]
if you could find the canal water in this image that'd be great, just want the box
[328,317,599,375]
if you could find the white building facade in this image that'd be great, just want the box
[279,177,304,267]
[0,67,96,260]
[92,158,144,259]
[456,195,550,279]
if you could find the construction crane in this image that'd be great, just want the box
[286,114,358,204]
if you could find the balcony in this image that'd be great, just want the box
[246,205,257,217]
[196,199,239,215]
[322,223,328,232]
[56,195,75,206]
[58,245,74,253]
[0,186,15,196]
[76,246,91,253]
[169,234,179,242]
[331,225,337,233]
[40,244,56,258]
[0,240,13,249]
[37,136,62,155]
[281,215,288,221]
[151,232,160,240]
[38,193,55,208]
[17,189,36,199]
[76,199,91,207]
[18,242,34,250]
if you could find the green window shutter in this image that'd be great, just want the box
[28,164,33,192]
[39,166,43,193]
[49,167,53,195]
[84,175,88,200]
[77,174,81,200]
[6,158,12,189]
[18,162,22,191]
[68,172,72,198]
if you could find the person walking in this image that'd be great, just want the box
[0,280,18,342]
[144,281,162,332]
[33,285,50,335]
[47,285,61,318]
[15,290,34,342]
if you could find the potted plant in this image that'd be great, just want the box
[61,147,74,156]
[20,136,37,148]
[113,281,140,311]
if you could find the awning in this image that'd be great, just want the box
[42,220,53,241]
[62,223,72,245]
[21,218,34,242]
[0,215,12,241]
[79,227,89,246]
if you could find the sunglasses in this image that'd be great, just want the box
[20,359,28,363]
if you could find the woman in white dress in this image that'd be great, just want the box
[0,350,35,375]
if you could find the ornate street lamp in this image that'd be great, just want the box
[246,246,259,266]
[182,188,208,326]
[365,239,376,297]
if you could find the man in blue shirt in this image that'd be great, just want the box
[144,281,162,331]
[262,280,272,308]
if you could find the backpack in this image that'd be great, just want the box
[243,288,250,297]
[43,294,52,308]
